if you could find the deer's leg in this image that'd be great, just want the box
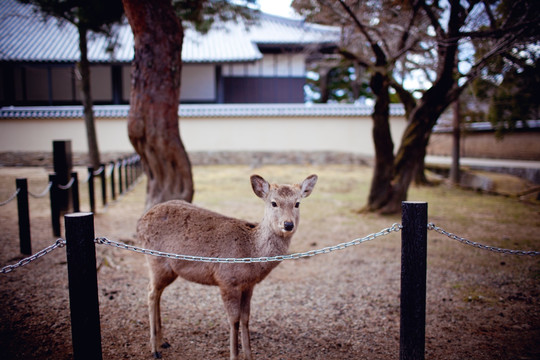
[240,288,254,360]
[220,288,242,360]
[148,259,177,359]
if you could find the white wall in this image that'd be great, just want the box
[0,115,407,156]
[223,53,305,77]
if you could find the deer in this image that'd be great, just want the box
[136,174,318,359]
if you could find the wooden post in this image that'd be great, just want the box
[400,201,428,360]
[109,161,116,201]
[65,212,103,360]
[99,164,107,207]
[53,140,73,212]
[16,178,32,255]
[71,172,80,213]
[49,174,61,237]
[88,167,95,213]
[124,157,130,190]
[117,159,123,195]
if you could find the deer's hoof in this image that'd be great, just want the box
[152,351,162,359]
[161,342,171,349]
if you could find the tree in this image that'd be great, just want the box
[122,0,193,210]
[122,0,255,209]
[19,0,124,169]
[294,0,540,213]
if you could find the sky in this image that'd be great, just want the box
[258,0,298,18]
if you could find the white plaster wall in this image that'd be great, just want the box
[0,116,407,156]
[223,54,306,78]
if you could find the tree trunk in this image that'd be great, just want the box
[366,72,394,211]
[123,0,194,209]
[450,99,461,184]
[78,25,101,169]
[380,92,451,214]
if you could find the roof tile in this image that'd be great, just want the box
[0,0,338,64]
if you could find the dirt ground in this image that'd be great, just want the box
[0,164,539,359]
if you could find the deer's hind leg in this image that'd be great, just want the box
[147,257,178,359]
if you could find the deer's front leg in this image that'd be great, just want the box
[220,288,242,360]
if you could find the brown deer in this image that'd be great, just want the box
[137,174,318,359]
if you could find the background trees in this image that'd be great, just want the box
[294,0,540,213]
[19,0,124,169]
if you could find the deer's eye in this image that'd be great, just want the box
[295,202,300,208]
[271,201,278,207]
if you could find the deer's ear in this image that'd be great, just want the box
[251,175,270,199]
[300,174,318,198]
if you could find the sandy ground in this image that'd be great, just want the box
[0,165,539,359]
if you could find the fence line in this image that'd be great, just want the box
[28,182,53,198]
[0,154,142,254]
[2,221,539,274]
[0,188,19,206]
[1,203,539,360]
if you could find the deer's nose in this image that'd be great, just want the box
[284,221,294,231]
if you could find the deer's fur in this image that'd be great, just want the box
[137,174,318,359]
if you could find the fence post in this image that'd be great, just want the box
[71,172,80,213]
[16,178,32,255]
[64,212,103,360]
[99,164,107,207]
[400,201,428,360]
[124,157,130,190]
[53,140,73,212]
[117,159,123,195]
[88,167,95,213]
[109,161,116,201]
[49,174,61,237]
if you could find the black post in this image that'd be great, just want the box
[124,158,129,190]
[16,178,32,255]
[99,164,107,207]
[117,159,123,195]
[88,168,95,213]
[64,213,103,360]
[400,201,428,360]
[53,140,73,212]
[130,156,135,185]
[71,172,80,213]
[49,174,61,237]
[109,161,116,201]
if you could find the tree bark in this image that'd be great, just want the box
[450,99,461,184]
[123,0,194,209]
[366,71,394,211]
[78,25,101,169]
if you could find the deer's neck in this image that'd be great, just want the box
[255,220,291,257]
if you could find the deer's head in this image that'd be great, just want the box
[251,174,318,237]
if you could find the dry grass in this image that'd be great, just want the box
[0,164,539,359]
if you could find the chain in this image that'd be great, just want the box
[0,239,66,274]
[28,181,52,198]
[0,188,20,206]
[95,223,403,263]
[57,177,75,190]
[428,223,540,256]
[93,166,105,176]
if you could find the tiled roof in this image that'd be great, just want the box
[0,0,338,64]
[0,104,406,118]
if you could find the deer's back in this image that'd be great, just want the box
[138,200,258,257]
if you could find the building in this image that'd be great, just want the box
[0,0,339,106]
[0,0,409,158]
